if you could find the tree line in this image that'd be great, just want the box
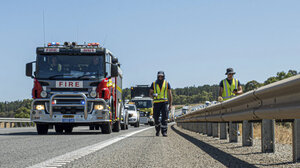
[124,70,299,105]
[0,70,298,118]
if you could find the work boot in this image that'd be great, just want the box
[155,125,160,136]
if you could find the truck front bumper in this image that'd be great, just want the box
[31,92,110,124]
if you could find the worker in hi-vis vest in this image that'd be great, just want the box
[218,68,243,102]
[149,71,172,137]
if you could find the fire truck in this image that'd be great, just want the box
[26,42,123,135]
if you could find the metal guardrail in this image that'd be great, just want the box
[0,118,33,128]
[175,74,300,162]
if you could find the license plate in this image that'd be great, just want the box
[56,81,83,88]
[62,119,75,122]
[63,115,74,118]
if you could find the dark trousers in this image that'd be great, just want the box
[153,102,168,134]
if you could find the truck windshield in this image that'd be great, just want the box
[132,100,152,108]
[36,55,105,79]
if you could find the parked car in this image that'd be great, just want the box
[126,104,140,127]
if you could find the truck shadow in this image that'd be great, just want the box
[171,125,258,168]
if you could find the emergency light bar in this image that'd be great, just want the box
[88,43,100,46]
[48,42,60,46]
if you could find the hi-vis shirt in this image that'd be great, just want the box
[151,80,171,103]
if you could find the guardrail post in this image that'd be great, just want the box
[9,122,13,128]
[242,120,253,146]
[4,122,7,128]
[201,122,205,134]
[196,122,200,133]
[261,119,275,153]
[229,122,238,142]
[207,122,212,136]
[212,123,219,138]
[293,119,300,162]
[220,123,227,139]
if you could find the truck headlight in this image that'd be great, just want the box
[90,90,97,98]
[35,105,45,110]
[40,91,47,98]
[94,104,104,110]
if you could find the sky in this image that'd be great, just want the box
[0,0,299,101]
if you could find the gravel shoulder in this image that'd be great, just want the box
[63,124,300,168]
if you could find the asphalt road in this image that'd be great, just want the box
[1,124,300,168]
[0,125,150,168]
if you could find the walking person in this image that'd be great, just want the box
[218,68,243,102]
[149,71,173,137]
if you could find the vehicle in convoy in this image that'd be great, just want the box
[25,42,123,135]
[130,85,154,126]
[182,106,189,115]
[126,104,140,127]
[121,104,129,130]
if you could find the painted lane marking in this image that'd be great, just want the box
[27,127,153,168]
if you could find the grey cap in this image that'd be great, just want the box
[157,71,165,77]
[225,68,236,75]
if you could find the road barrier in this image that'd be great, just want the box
[176,74,300,162]
[0,118,34,128]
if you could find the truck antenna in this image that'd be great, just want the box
[102,34,107,47]
[43,10,46,47]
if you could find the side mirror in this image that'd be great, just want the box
[112,57,118,64]
[26,63,33,78]
[111,64,118,77]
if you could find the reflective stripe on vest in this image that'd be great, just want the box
[222,78,238,101]
[153,80,168,103]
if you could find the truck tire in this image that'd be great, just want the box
[55,125,64,134]
[95,125,100,130]
[121,123,125,130]
[64,126,73,133]
[36,124,48,135]
[134,122,139,127]
[89,125,95,130]
[101,123,112,134]
[112,121,120,132]
[149,122,154,126]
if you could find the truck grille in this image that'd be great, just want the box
[51,88,89,92]
[45,95,93,114]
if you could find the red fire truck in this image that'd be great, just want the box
[26,42,123,135]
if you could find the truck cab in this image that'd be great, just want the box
[26,42,123,135]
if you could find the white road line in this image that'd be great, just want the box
[27,127,153,168]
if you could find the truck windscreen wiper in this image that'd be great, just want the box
[48,74,73,79]
[77,74,100,79]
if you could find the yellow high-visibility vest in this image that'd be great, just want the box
[222,78,238,101]
[153,80,168,103]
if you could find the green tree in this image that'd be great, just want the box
[244,80,261,92]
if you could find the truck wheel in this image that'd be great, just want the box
[55,125,64,134]
[134,122,139,127]
[101,123,112,134]
[89,125,95,130]
[95,125,100,130]
[149,122,154,126]
[64,126,73,133]
[121,123,125,130]
[112,121,120,132]
[36,124,48,135]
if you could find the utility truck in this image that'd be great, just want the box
[26,42,123,135]
[130,85,154,126]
